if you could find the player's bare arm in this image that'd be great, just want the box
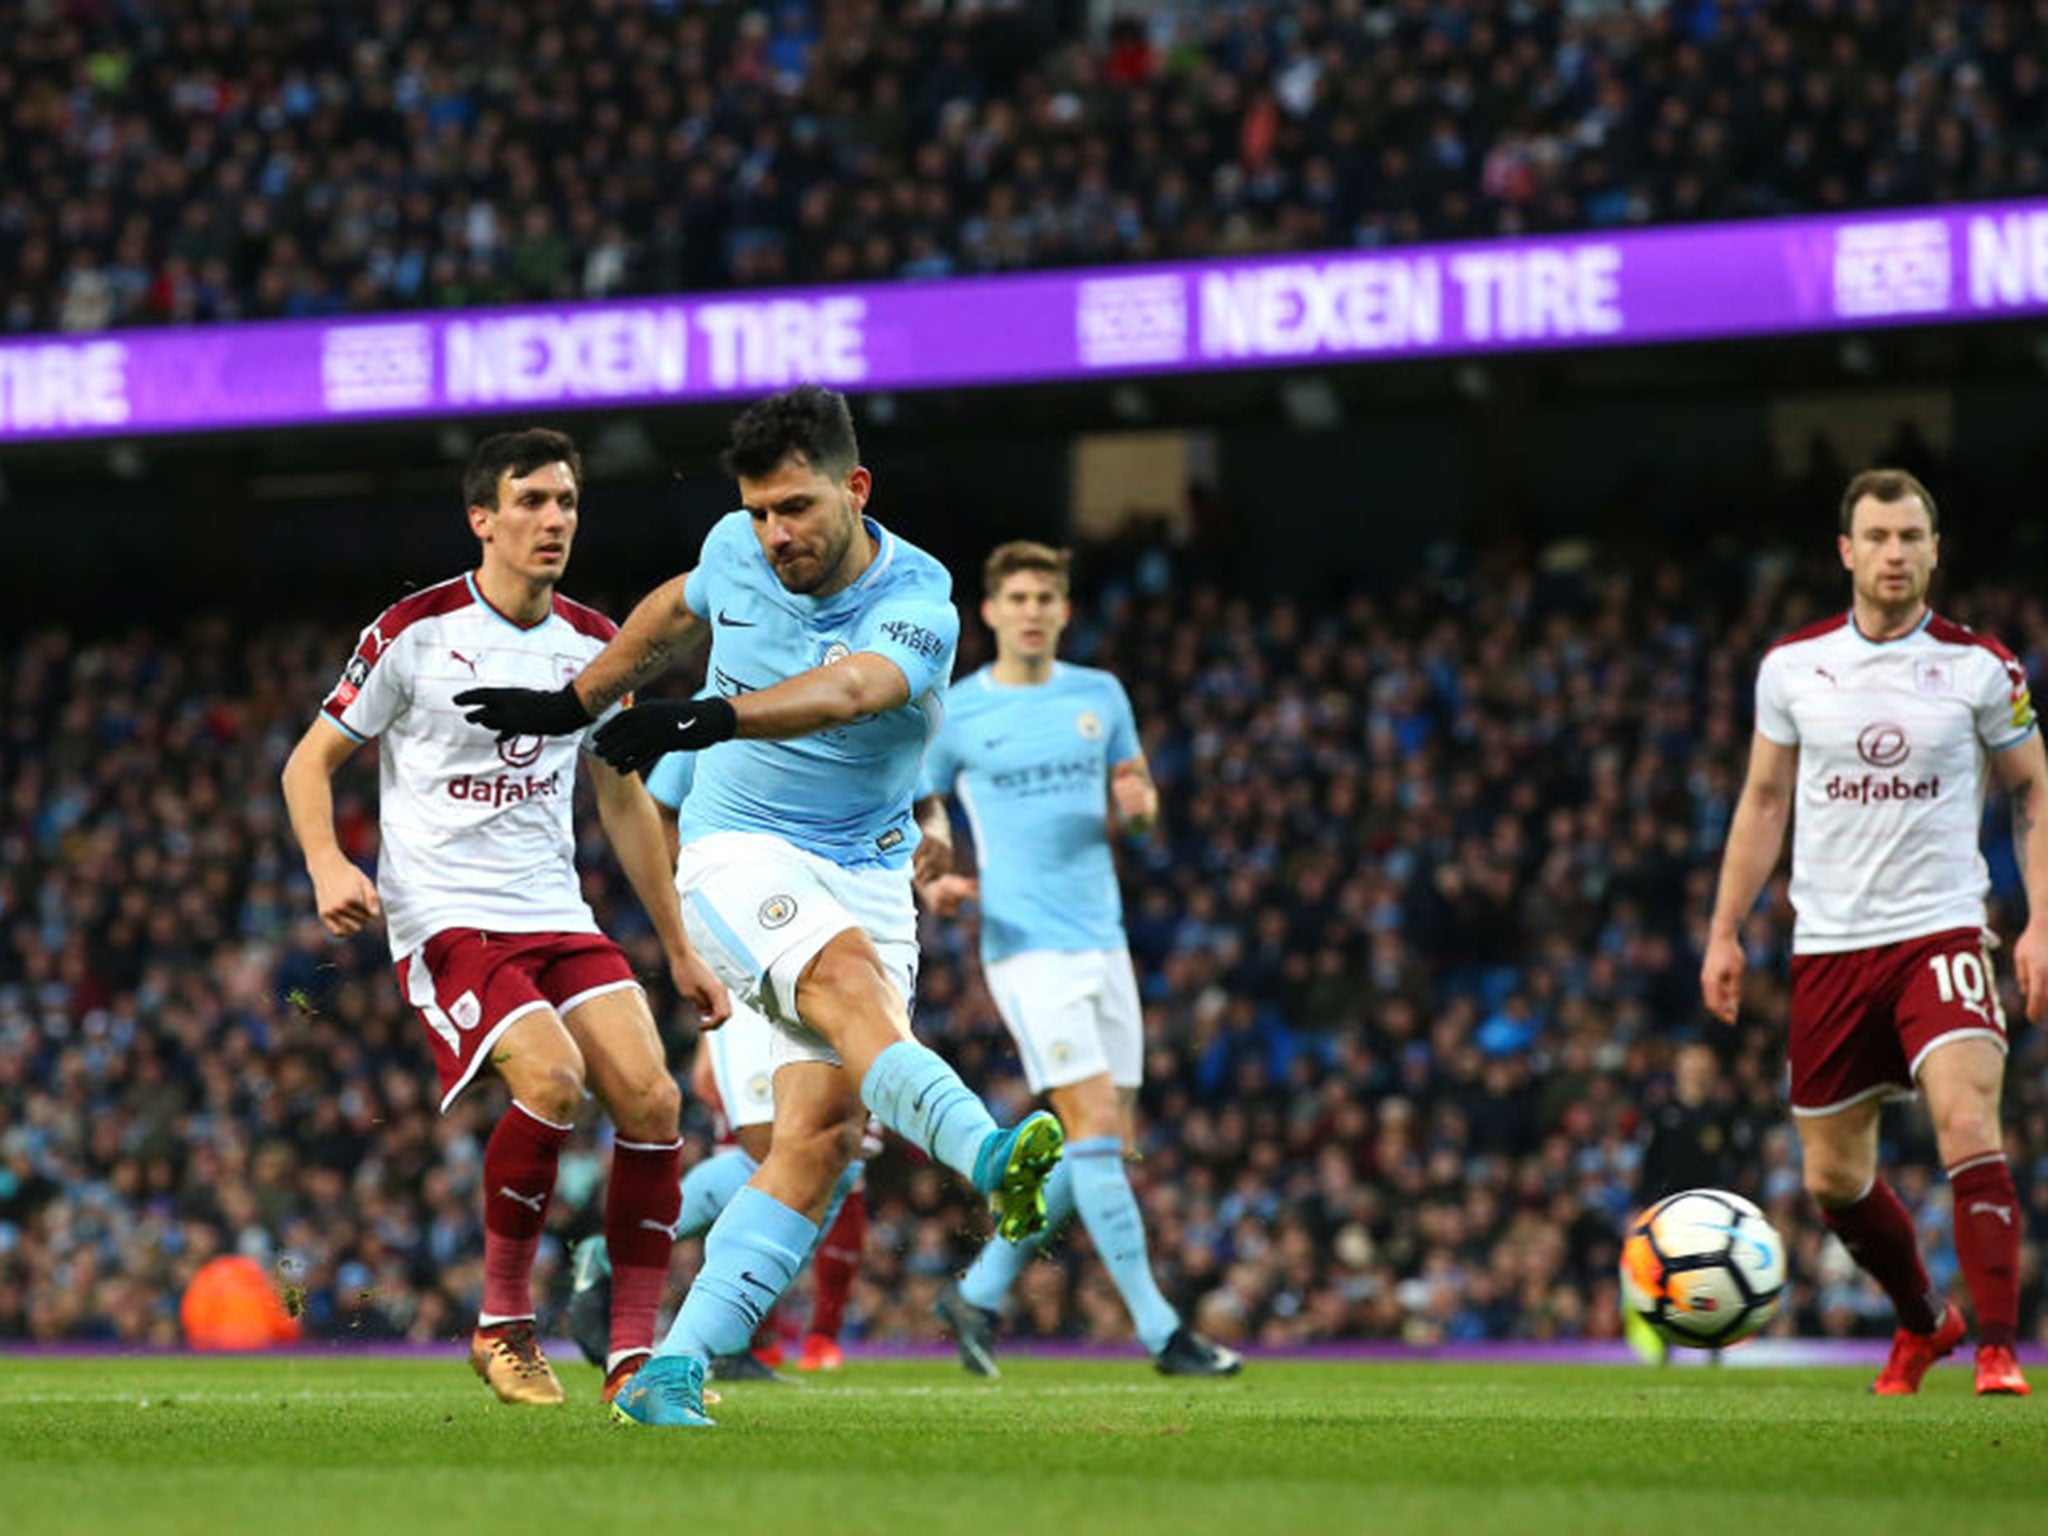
[1111,755,1159,835]
[280,718,382,938]
[657,799,682,866]
[1700,731,1798,1024]
[589,756,732,1027]
[687,1031,720,1111]
[575,573,707,715]
[912,794,954,886]
[734,651,911,737]
[452,573,707,738]
[1991,731,2048,1020]
[912,793,977,915]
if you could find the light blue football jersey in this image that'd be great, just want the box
[644,690,718,810]
[677,510,959,870]
[644,746,696,811]
[919,662,1141,962]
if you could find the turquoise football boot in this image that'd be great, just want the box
[609,1354,717,1429]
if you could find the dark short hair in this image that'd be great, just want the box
[463,428,583,511]
[983,540,1072,598]
[1839,467,1938,536]
[721,385,860,481]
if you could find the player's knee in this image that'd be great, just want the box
[617,1074,682,1141]
[785,1112,861,1178]
[799,940,891,1016]
[1052,1079,1121,1141]
[522,1063,585,1125]
[1932,1100,2000,1161]
[1802,1159,1869,1208]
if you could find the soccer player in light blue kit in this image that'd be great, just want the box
[456,387,1062,1427]
[564,737,874,1384]
[917,541,1240,1378]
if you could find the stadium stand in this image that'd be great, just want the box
[4,488,2043,1348]
[6,0,2047,331]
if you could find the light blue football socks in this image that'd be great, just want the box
[959,1135,1178,1352]
[860,1040,1002,1181]
[1067,1136,1179,1354]
[958,1156,1076,1311]
[677,1146,859,1241]
[654,1186,817,1362]
[677,1147,758,1238]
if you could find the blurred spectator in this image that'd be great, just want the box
[1635,1041,1755,1201]
[8,1,2048,332]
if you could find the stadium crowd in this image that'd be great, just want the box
[3,504,2044,1350]
[8,0,2048,331]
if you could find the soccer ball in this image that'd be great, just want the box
[1620,1188,1786,1348]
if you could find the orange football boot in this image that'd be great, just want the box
[1871,1302,1966,1396]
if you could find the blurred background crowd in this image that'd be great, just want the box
[8,0,2048,330]
[5,444,2043,1350]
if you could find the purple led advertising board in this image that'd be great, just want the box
[6,199,2048,442]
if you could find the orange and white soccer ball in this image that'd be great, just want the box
[1621,1188,1786,1348]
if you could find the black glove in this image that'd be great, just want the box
[591,697,739,774]
[453,683,593,739]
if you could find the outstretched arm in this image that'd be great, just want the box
[731,653,908,738]
[574,575,708,716]
[1699,732,1798,1024]
[1993,731,2048,1021]
[455,574,708,738]
[589,652,914,773]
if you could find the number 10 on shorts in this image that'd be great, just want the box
[1926,949,2003,1023]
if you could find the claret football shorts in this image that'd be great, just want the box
[1788,926,2009,1115]
[396,928,638,1110]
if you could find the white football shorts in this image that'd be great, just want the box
[676,829,918,1070]
[704,994,777,1130]
[982,947,1144,1093]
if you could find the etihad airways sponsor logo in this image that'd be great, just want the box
[448,768,564,806]
[1824,772,1941,803]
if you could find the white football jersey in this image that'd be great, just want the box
[1755,610,2036,954]
[320,573,622,959]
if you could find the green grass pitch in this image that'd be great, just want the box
[3,1357,2042,1535]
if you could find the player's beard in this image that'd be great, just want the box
[776,500,859,595]
[1860,566,1928,624]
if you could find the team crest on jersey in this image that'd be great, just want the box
[745,1072,773,1105]
[821,641,851,666]
[1076,710,1104,740]
[450,991,482,1033]
[1915,660,1953,696]
[759,895,798,929]
[555,655,584,687]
